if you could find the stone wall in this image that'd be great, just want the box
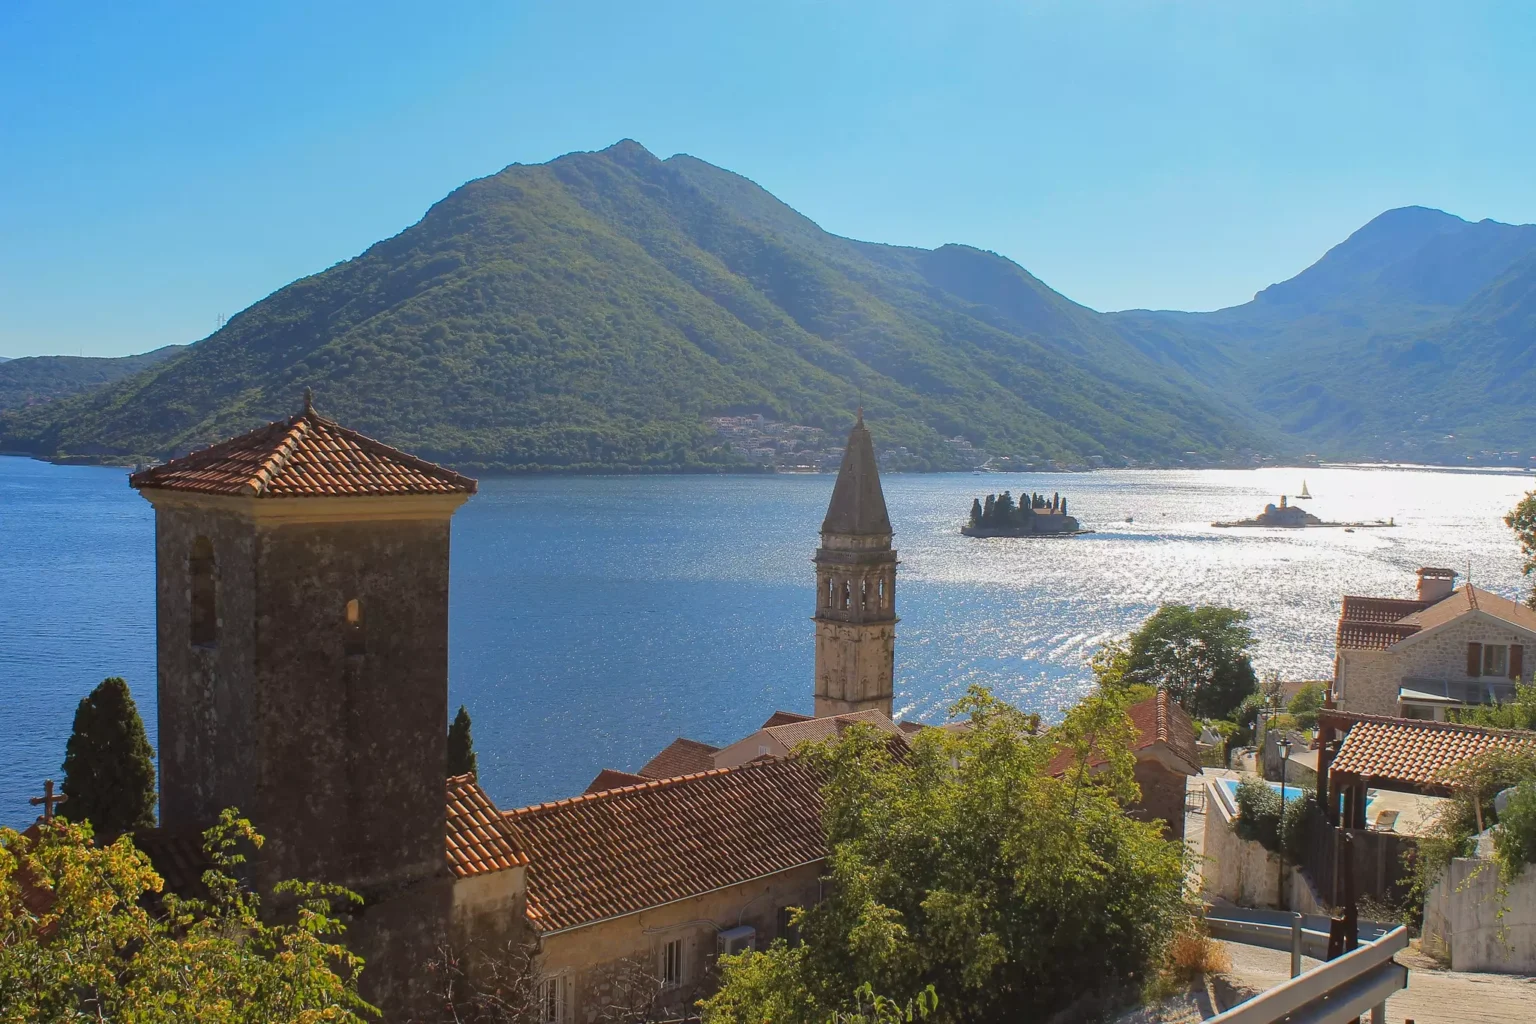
[1424,856,1536,973]
[539,862,823,1022]
[1133,759,1189,839]
[1338,614,1536,717]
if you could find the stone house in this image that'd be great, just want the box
[1334,567,1536,719]
[502,759,826,1023]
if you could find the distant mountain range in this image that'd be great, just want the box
[0,346,185,418]
[3,143,1532,471]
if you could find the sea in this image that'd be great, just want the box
[1,455,1531,827]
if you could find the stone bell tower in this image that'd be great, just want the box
[130,390,477,1014]
[813,412,897,718]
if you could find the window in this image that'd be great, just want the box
[1485,644,1509,678]
[661,937,685,988]
[776,905,801,946]
[538,976,567,1023]
[189,537,217,647]
[343,598,366,657]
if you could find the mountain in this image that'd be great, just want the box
[0,346,186,418]
[0,141,1268,472]
[1109,208,1536,459]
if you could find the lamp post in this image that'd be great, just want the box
[1278,737,1293,910]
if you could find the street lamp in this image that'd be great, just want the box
[1278,737,1294,910]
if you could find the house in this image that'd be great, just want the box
[1334,567,1536,719]
[502,759,826,1022]
[711,708,904,769]
[1046,690,1201,839]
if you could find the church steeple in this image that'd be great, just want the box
[812,412,897,718]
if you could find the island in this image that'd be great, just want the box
[962,491,1092,537]
[1212,495,1395,529]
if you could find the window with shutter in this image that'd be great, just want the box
[1467,642,1483,677]
[1512,644,1526,681]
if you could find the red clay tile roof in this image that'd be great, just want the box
[764,709,902,748]
[1339,596,1431,625]
[638,737,720,779]
[1047,691,1200,777]
[503,759,826,933]
[1328,713,1536,791]
[129,403,476,498]
[446,774,529,878]
[1404,585,1536,634]
[584,769,650,794]
[1337,621,1423,651]
[761,710,814,728]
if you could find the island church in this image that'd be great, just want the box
[123,398,1194,1021]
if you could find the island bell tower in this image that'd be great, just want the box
[813,412,897,718]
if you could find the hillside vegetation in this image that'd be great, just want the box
[0,346,185,418]
[0,142,1268,472]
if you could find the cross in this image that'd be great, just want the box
[29,779,67,822]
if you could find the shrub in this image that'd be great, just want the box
[1234,780,1313,861]
[1493,781,1536,882]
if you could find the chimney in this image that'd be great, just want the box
[1416,567,1457,603]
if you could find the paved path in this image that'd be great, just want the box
[1216,938,1536,1023]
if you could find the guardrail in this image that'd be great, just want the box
[1205,907,1391,964]
[1205,924,1408,1024]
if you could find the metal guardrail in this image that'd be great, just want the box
[1205,907,1391,963]
[1205,924,1408,1024]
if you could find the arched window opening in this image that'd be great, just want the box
[344,598,366,657]
[878,577,886,608]
[189,537,217,648]
[841,580,851,611]
[825,577,834,609]
[859,579,869,611]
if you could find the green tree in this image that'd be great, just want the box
[0,810,373,1021]
[1117,605,1258,720]
[1286,682,1325,732]
[1508,490,1536,610]
[981,494,996,527]
[1451,681,1536,730]
[60,676,156,839]
[702,687,1188,1023]
[968,498,982,528]
[448,705,478,777]
[994,491,1016,524]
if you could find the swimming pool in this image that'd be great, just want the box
[1216,777,1379,819]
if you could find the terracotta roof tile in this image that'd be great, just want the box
[764,709,902,749]
[1339,596,1431,625]
[1403,585,1536,634]
[129,405,476,498]
[446,774,529,878]
[637,737,720,779]
[503,759,825,933]
[1337,621,1422,651]
[761,710,814,728]
[1328,714,1536,790]
[1047,691,1200,776]
[584,769,650,794]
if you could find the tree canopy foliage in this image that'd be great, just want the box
[0,810,373,1022]
[1508,490,1536,610]
[447,705,478,778]
[1107,605,1258,721]
[700,688,1189,1024]
[60,676,157,840]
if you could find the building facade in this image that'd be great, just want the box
[1334,568,1536,719]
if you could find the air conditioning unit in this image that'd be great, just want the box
[717,925,756,957]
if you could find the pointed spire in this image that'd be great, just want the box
[821,413,891,536]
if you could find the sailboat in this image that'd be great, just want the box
[1298,480,1312,500]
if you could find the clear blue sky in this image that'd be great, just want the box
[3,1,1534,358]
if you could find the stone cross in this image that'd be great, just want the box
[29,778,67,822]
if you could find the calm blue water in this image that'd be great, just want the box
[2,455,1531,826]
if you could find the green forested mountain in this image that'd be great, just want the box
[0,141,1268,472]
[0,346,185,418]
[1110,207,1536,460]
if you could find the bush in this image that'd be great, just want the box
[1287,683,1325,732]
[1234,779,1313,861]
[1493,781,1536,882]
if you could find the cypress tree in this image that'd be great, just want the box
[996,491,1016,523]
[60,677,156,838]
[447,705,478,777]
[969,498,983,527]
[982,494,996,526]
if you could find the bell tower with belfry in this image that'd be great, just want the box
[813,411,897,718]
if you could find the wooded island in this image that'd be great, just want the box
[962,490,1088,537]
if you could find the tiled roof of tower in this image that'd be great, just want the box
[445,774,529,878]
[638,737,720,779]
[1327,713,1536,791]
[821,411,892,537]
[128,397,476,498]
[502,759,825,933]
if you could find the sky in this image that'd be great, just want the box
[3,1,1534,359]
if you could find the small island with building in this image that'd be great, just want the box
[962,491,1091,537]
[1212,494,1395,529]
